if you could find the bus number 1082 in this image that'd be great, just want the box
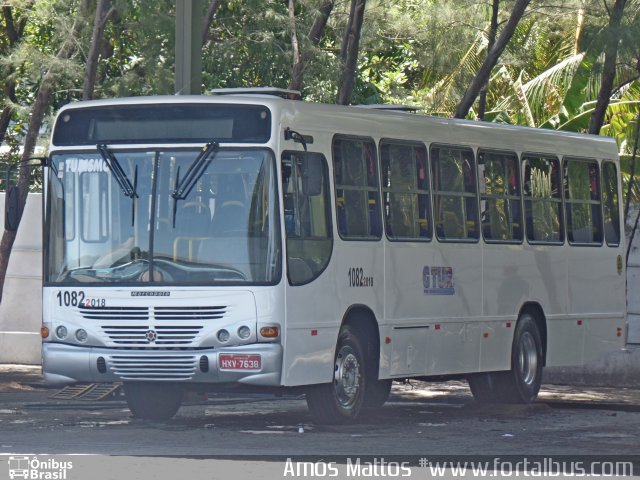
[348,267,374,288]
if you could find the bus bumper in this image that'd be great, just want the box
[42,342,283,387]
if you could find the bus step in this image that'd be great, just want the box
[50,383,122,401]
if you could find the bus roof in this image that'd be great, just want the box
[55,94,618,160]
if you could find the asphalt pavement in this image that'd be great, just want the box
[2,363,640,410]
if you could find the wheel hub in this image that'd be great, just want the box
[333,346,361,408]
[517,331,538,386]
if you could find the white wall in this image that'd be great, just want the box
[627,206,640,344]
[0,193,42,364]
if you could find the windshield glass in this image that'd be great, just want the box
[46,148,281,285]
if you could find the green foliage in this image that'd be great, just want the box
[0,0,638,168]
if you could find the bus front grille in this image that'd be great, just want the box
[101,325,204,346]
[81,305,227,321]
[108,354,198,380]
[154,306,227,320]
[80,306,149,321]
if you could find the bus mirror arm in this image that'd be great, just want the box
[284,127,313,152]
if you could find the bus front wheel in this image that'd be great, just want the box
[306,327,367,424]
[468,312,543,404]
[124,382,184,420]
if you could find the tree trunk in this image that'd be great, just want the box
[288,0,335,94]
[309,0,334,46]
[0,9,87,302]
[587,0,627,135]
[337,0,366,106]
[287,0,303,94]
[0,75,55,302]
[477,0,499,121]
[574,6,585,55]
[83,0,114,100]
[454,0,530,119]
[0,6,27,147]
[202,0,221,46]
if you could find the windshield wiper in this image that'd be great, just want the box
[96,144,137,199]
[171,141,219,227]
[171,141,219,200]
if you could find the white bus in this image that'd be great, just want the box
[7,88,626,424]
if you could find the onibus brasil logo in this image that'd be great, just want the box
[8,456,72,479]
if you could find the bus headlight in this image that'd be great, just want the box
[75,329,88,343]
[238,326,251,339]
[55,325,68,339]
[217,329,230,343]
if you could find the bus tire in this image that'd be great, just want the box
[124,382,184,420]
[508,312,543,403]
[306,327,367,424]
[467,371,506,403]
[468,312,543,404]
[363,379,392,410]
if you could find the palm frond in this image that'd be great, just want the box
[421,32,486,114]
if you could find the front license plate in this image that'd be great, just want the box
[218,354,261,371]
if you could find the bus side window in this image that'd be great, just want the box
[282,152,333,285]
[332,136,382,240]
[563,157,603,245]
[478,149,522,243]
[431,144,478,241]
[522,154,564,244]
[602,161,621,247]
[381,140,431,241]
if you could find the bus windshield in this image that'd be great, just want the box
[45,148,281,285]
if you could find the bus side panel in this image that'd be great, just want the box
[281,263,342,386]
[384,242,483,376]
[570,245,626,364]
[426,242,483,375]
[281,241,384,386]
[480,244,528,372]
[546,318,585,366]
[383,242,435,377]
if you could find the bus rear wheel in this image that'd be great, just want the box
[124,382,184,420]
[468,312,543,404]
[363,379,392,410]
[306,327,367,424]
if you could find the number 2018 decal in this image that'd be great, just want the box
[348,267,374,288]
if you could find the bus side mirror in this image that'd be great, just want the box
[301,155,323,196]
[5,186,22,232]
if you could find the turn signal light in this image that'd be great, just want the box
[41,327,50,339]
[260,326,279,338]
